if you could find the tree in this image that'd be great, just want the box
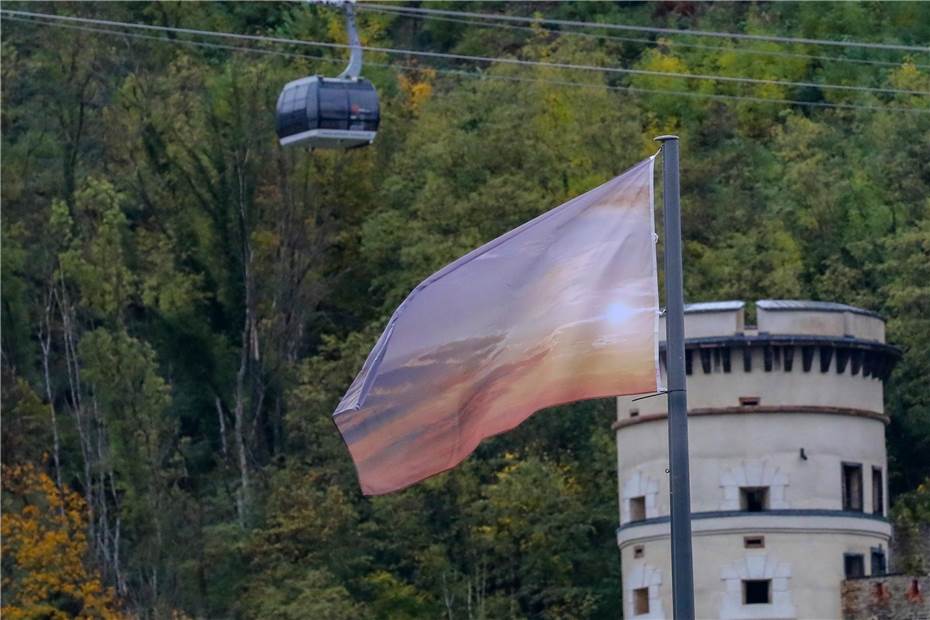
[1,463,125,619]
[891,479,930,575]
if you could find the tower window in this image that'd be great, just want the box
[871,547,886,576]
[633,587,649,615]
[629,408,639,418]
[629,496,646,522]
[872,467,884,516]
[842,463,864,511]
[744,536,765,549]
[740,487,769,512]
[844,554,865,578]
[739,396,761,406]
[743,579,771,604]
[633,545,645,558]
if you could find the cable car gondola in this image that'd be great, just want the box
[276,76,379,149]
[275,2,380,150]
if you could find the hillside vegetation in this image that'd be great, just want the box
[2,2,929,618]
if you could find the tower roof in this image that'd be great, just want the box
[756,299,883,320]
[682,300,746,314]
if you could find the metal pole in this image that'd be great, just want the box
[654,135,695,620]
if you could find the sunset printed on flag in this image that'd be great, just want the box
[335,157,661,495]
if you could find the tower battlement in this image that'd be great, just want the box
[661,299,885,342]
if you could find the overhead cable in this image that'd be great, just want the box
[361,4,930,70]
[5,14,927,116]
[2,9,927,98]
[356,4,930,54]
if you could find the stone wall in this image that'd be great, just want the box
[842,576,930,620]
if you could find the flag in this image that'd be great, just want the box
[335,156,661,495]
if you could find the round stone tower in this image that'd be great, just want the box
[615,300,900,620]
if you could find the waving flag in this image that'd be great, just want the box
[335,157,661,495]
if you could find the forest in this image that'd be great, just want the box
[1,2,929,618]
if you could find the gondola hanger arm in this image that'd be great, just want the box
[309,0,362,80]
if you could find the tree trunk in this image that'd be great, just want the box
[233,320,250,528]
[232,148,254,528]
[56,277,98,549]
[39,297,63,493]
[215,396,229,461]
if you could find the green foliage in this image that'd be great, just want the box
[78,328,173,480]
[469,456,600,619]
[364,571,434,620]
[240,568,363,620]
[0,376,52,466]
[883,217,930,493]
[891,480,930,575]
[2,1,929,617]
[52,180,135,321]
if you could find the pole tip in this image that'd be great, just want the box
[654,135,679,142]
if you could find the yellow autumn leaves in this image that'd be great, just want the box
[2,464,125,620]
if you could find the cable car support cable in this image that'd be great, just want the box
[357,3,930,70]
[3,10,928,116]
[354,3,930,54]
[2,8,927,98]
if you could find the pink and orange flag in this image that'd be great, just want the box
[335,157,661,495]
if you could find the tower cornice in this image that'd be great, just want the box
[612,405,889,430]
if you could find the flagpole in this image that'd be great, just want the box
[655,135,695,620]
